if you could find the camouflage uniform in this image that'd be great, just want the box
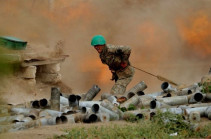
[99,44,135,95]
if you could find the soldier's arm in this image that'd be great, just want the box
[107,44,131,59]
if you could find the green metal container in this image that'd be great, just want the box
[0,36,27,50]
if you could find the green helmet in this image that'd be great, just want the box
[91,35,106,46]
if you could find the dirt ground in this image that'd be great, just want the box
[0,118,211,139]
[0,121,134,139]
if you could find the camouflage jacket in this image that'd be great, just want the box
[99,44,134,79]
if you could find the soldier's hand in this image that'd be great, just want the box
[120,61,128,69]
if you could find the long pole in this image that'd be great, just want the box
[130,65,179,86]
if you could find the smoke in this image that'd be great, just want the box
[0,0,210,95]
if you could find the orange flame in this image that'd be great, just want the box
[177,11,211,58]
[79,58,111,83]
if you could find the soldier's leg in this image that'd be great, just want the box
[110,76,133,95]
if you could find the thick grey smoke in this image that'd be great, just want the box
[0,0,210,95]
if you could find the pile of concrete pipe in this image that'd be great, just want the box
[0,77,211,133]
[121,80,211,123]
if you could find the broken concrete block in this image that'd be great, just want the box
[40,63,61,74]
[38,73,62,84]
[21,66,36,79]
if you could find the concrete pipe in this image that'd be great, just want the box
[31,100,40,108]
[101,93,119,106]
[205,106,211,120]
[81,107,91,114]
[137,91,145,96]
[60,92,70,99]
[60,115,68,124]
[160,108,183,115]
[177,83,199,96]
[81,103,99,114]
[120,95,140,109]
[189,111,201,122]
[11,108,40,117]
[138,95,154,108]
[68,95,80,110]
[39,109,63,117]
[184,107,208,116]
[83,113,98,123]
[79,101,101,108]
[101,93,112,100]
[123,111,145,121]
[100,100,123,119]
[100,106,119,121]
[28,109,39,120]
[124,81,147,99]
[21,117,33,123]
[72,113,86,123]
[156,96,189,106]
[0,120,37,133]
[0,115,24,124]
[63,114,75,123]
[187,103,211,108]
[161,82,177,93]
[188,92,205,103]
[39,98,49,108]
[91,104,100,113]
[150,100,170,109]
[96,112,110,122]
[177,89,193,96]
[60,96,69,106]
[83,85,101,101]
[50,87,60,111]
[146,91,165,98]
[38,116,62,125]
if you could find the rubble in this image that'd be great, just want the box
[0,69,210,134]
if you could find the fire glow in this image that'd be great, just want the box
[177,11,211,58]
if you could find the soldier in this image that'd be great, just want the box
[91,35,135,95]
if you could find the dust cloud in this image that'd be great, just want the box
[0,0,210,96]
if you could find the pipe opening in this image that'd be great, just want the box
[89,114,98,123]
[150,112,156,120]
[166,93,171,97]
[136,114,144,119]
[32,100,40,108]
[56,117,62,124]
[39,98,48,107]
[12,120,19,123]
[60,116,68,123]
[92,104,99,113]
[69,95,76,102]
[137,91,145,96]
[76,95,81,101]
[128,92,135,99]
[161,82,169,90]
[81,107,87,114]
[29,115,36,120]
[150,100,157,109]
[194,93,203,102]
[188,90,192,94]
[163,93,172,98]
[66,111,77,115]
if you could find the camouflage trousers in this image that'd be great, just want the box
[110,66,135,95]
